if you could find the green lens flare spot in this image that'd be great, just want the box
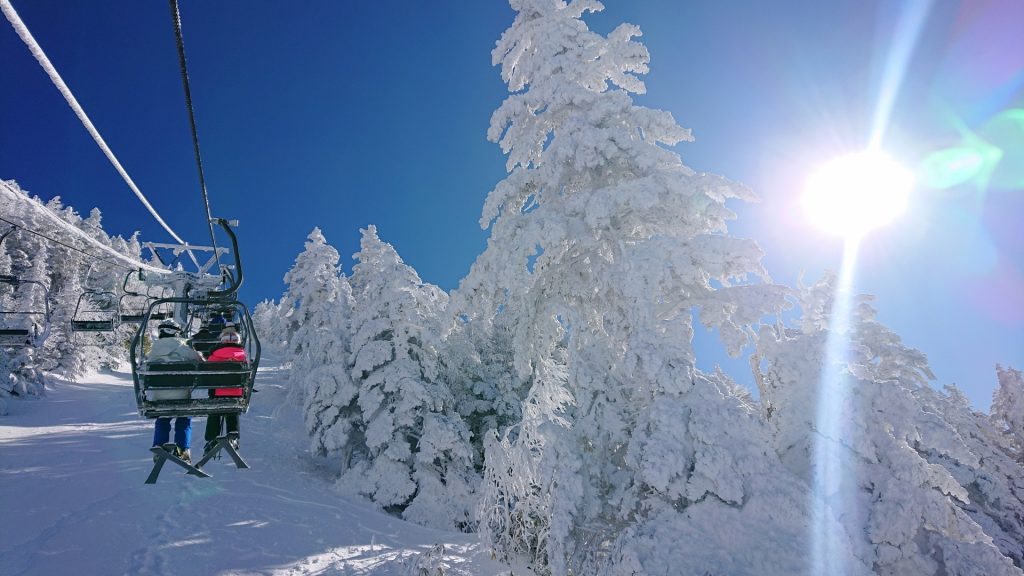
[920,147,987,189]
[981,109,1024,188]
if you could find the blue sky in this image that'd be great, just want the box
[2,0,1021,409]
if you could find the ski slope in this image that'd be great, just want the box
[0,363,518,576]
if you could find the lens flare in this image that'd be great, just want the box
[920,146,995,189]
[802,151,914,239]
[811,240,860,575]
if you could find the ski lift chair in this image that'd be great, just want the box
[117,270,172,324]
[0,320,38,347]
[0,275,51,347]
[187,308,233,354]
[130,297,261,419]
[188,329,221,355]
[70,290,118,332]
[118,296,149,325]
[147,286,173,321]
[118,270,147,324]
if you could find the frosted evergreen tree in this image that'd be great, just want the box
[282,228,344,382]
[0,218,33,414]
[39,197,88,378]
[755,275,1022,575]
[0,191,51,405]
[280,228,360,458]
[252,297,294,360]
[459,2,806,573]
[913,381,1024,570]
[107,234,146,362]
[475,341,568,569]
[441,312,529,464]
[342,225,476,531]
[993,365,1024,463]
[55,205,130,370]
[57,203,129,371]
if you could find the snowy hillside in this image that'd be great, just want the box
[0,363,519,576]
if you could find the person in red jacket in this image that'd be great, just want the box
[203,331,247,457]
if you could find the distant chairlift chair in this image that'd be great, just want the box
[70,290,118,332]
[185,306,233,355]
[0,274,51,348]
[117,271,171,325]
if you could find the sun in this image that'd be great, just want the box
[802,150,914,239]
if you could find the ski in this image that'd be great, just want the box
[145,444,212,484]
[195,433,249,470]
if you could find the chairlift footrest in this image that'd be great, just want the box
[195,433,248,470]
[145,445,211,484]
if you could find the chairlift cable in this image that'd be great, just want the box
[0,183,169,274]
[0,214,132,273]
[0,0,201,270]
[168,0,222,273]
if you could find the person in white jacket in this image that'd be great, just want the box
[148,320,203,463]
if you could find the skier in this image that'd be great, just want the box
[148,319,203,463]
[208,311,225,329]
[203,331,247,458]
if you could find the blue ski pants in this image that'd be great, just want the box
[153,417,192,449]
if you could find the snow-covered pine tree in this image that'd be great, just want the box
[0,190,50,405]
[993,365,1024,463]
[58,203,126,371]
[54,204,130,371]
[252,297,294,360]
[108,233,146,359]
[756,275,1023,575]
[0,232,39,415]
[460,2,808,573]
[475,340,569,569]
[441,312,528,465]
[913,381,1024,571]
[280,228,360,458]
[39,197,89,378]
[0,240,15,416]
[12,225,50,388]
[342,225,476,531]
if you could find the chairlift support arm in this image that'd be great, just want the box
[142,242,229,276]
[208,218,242,298]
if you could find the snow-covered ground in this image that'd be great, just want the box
[0,364,517,576]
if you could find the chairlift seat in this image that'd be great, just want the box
[190,339,220,354]
[0,328,32,347]
[71,319,116,332]
[137,359,252,418]
[201,361,249,392]
[189,328,222,354]
[144,362,200,400]
[120,311,169,323]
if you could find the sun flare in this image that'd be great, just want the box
[802,151,914,238]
